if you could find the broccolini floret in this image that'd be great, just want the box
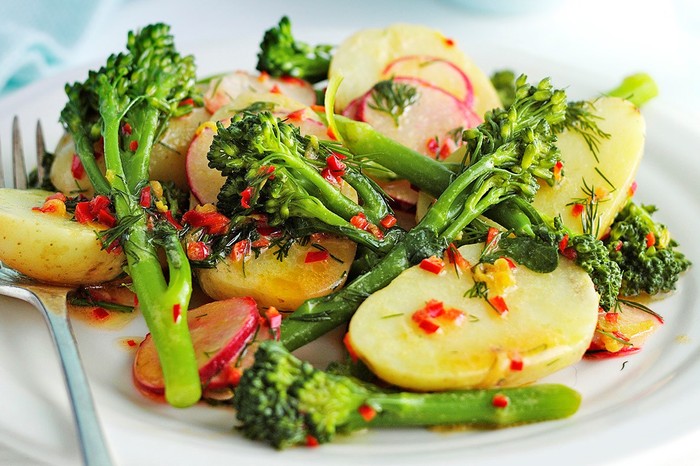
[257,16,333,84]
[603,200,691,296]
[207,110,398,253]
[234,341,581,449]
[60,24,201,407]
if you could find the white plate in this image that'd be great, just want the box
[0,37,698,466]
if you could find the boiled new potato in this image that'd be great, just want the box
[196,235,357,311]
[329,23,501,118]
[532,96,645,237]
[0,189,125,285]
[50,107,211,196]
[348,243,599,391]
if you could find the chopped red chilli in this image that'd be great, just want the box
[488,295,509,316]
[509,353,524,371]
[645,232,656,248]
[305,250,330,263]
[358,404,377,422]
[380,214,397,229]
[186,241,210,261]
[139,186,152,208]
[492,394,509,408]
[129,140,139,151]
[172,304,182,324]
[571,203,585,217]
[240,186,253,209]
[350,212,370,230]
[419,256,444,274]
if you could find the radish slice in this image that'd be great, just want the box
[382,55,475,108]
[132,297,260,397]
[204,71,316,114]
[185,122,226,205]
[358,77,480,158]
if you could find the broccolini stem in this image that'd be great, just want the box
[352,384,581,429]
[102,116,201,407]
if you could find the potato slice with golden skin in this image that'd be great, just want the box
[329,23,501,118]
[0,189,125,285]
[532,97,645,238]
[348,243,599,391]
[50,107,211,196]
[196,235,356,311]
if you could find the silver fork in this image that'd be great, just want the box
[0,117,113,466]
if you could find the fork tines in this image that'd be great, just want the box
[12,116,28,190]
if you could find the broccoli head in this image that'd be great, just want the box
[257,16,333,84]
[234,341,582,449]
[604,201,691,296]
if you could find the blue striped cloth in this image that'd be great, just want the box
[0,0,119,95]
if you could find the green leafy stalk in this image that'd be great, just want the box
[234,341,581,449]
[60,24,201,407]
[606,72,658,107]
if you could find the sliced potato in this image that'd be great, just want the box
[50,107,211,196]
[532,97,645,237]
[348,243,599,391]
[197,235,356,311]
[0,189,125,285]
[329,23,501,118]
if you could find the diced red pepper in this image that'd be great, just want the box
[121,122,132,135]
[358,404,377,422]
[446,243,469,270]
[561,246,578,261]
[443,308,466,325]
[444,37,455,47]
[553,160,564,182]
[97,209,117,228]
[645,232,656,248]
[571,203,585,217]
[231,240,251,260]
[186,241,210,261]
[380,214,397,229]
[270,84,282,94]
[305,435,320,447]
[182,210,230,235]
[604,312,619,323]
[46,192,68,202]
[173,303,182,324]
[280,75,307,86]
[139,186,152,208]
[74,202,93,224]
[492,394,509,408]
[419,256,444,274]
[178,97,195,107]
[129,140,139,152]
[162,210,183,230]
[558,234,569,252]
[321,167,340,184]
[326,154,346,174]
[486,227,499,244]
[614,241,623,252]
[488,295,509,316]
[350,212,369,230]
[251,237,271,249]
[628,181,638,197]
[326,126,337,140]
[305,250,330,263]
[423,299,445,318]
[416,318,441,334]
[509,354,524,371]
[501,257,517,269]
[240,186,253,209]
[92,307,110,320]
[286,109,305,122]
[71,154,85,179]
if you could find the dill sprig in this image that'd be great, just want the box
[367,79,419,126]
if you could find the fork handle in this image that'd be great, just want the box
[29,290,114,466]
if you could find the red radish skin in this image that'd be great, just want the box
[382,55,475,108]
[132,297,260,398]
[204,71,316,114]
[358,77,481,157]
[185,124,226,205]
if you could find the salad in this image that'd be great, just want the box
[0,17,691,450]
